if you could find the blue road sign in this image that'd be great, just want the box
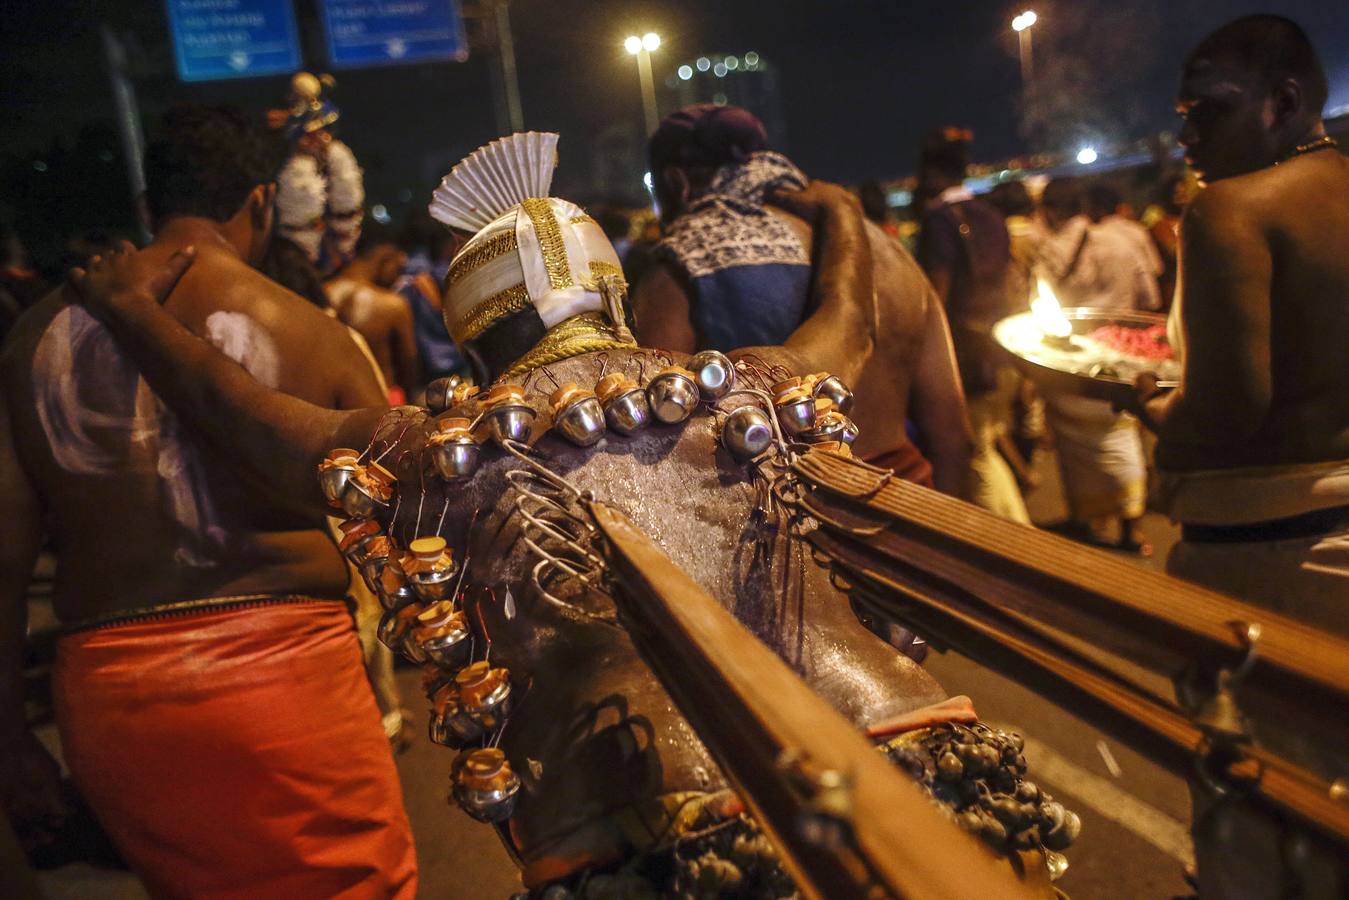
[320,0,468,69]
[165,0,301,82]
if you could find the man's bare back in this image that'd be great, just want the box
[326,277,418,395]
[1153,150,1349,470]
[0,223,384,624]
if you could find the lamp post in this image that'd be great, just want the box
[1012,10,1037,83]
[625,31,661,135]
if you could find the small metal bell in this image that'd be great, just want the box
[429,418,482,480]
[424,377,458,413]
[803,410,860,446]
[340,461,395,519]
[429,684,478,747]
[378,600,425,655]
[451,747,522,823]
[356,535,393,593]
[454,660,515,731]
[549,384,606,447]
[688,350,736,400]
[317,449,362,506]
[812,373,855,415]
[721,405,775,461]
[412,599,472,670]
[337,518,382,564]
[773,386,818,437]
[405,536,458,602]
[482,384,536,446]
[645,366,700,424]
[376,556,418,611]
[596,373,651,435]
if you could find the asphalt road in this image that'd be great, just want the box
[33,447,1195,899]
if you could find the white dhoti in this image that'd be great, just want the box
[1044,394,1147,522]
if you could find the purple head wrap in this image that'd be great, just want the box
[649,104,770,174]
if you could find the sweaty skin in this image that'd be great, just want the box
[326,278,419,395]
[0,221,384,625]
[634,185,972,497]
[1139,60,1349,471]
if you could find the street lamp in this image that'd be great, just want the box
[626,31,662,135]
[1012,10,1037,83]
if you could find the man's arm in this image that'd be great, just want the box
[757,181,876,385]
[908,286,974,498]
[0,356,66,845]
[1136,186,1272,462]
[632,262,697,353]
[70,244,387,515]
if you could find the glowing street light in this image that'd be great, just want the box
[1076,147,1099,165]
[1011,10,1037,83]
[625,32,662,135]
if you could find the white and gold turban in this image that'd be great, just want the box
[429,133,631,378]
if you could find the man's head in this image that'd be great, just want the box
[1178,15,1328,183]
[649,104,769,223]
[1084,183,1124,223]
[353,224,407,289]
[143,105,285,265]
[918,127,973,199]
[1040,178,1084,230]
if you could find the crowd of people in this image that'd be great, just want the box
[0,10,1345,900]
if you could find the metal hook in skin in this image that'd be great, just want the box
[1227,621,1262,687]
[537,364,563,392]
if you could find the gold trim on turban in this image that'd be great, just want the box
[521,197,572,291]
[447,230,518,286]
[451,282,532,344]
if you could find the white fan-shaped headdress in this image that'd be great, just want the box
[429,131,560,232]
[427,133,627,361]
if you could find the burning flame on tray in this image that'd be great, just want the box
[1031,278,1073,338]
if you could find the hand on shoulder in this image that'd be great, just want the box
[67,241,196,322]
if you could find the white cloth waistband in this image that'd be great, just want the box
[1157,459,1349,526]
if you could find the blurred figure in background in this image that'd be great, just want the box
[636,104,972,495]
[1140,174,1189,310]
[916,128,1028,518]
[0,223,48,342]
[1086,182,1163,307]
[396,211,465,387]
[325,224,419,403]
[1038,177,1156,553]
[857,180,900,237]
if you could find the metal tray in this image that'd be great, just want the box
[992,308,1179,405]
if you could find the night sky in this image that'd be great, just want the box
[2,0,1347,264]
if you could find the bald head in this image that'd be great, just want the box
[1186,15,1328,114]
[1177,15,1329,183]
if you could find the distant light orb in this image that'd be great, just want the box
[713,62,727,77]
[724,55,739,70]
[372,204,390,223]
[696,57,711,71]
[1076,147,1098,165]
[1012,10,1037,32]
[643,171,654,192]
[624,35,642,55]
[677,64,693,80]
[712,93,728,107]
[745,51,760,66]
[642,32,661,52]
[33,160,48,172]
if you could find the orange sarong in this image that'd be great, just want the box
[53,597,417,900]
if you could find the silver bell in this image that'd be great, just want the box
[452,748,522,823]
[429,418,481,480]
[405,537,459,602]
[375,560,418,612]
[773,388,818,437]
[424,377,457,413]
[482,384,536,446]
[688,350,736,400]
[721,405,776,461]
[645,367,700,424]
[597,373,651,436]
[453,661,515,732]
[412,601,472,670]
[317,449,361,505]
[812,374,855,415]
[341,478,389,519]
[549,384,606,447]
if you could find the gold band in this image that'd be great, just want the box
[447,230,518,286]
[569,214,598,227]
[521,197,572,291]
[452,282,532,344]
[501,311,637,379]
[587,260,626,288]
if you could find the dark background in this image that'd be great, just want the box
[2,0,1346,270]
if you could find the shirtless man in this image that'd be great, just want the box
[634,105,972,497]
[326,226,420,402]
[0,106,415,897]
[1130,16,1349,898]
